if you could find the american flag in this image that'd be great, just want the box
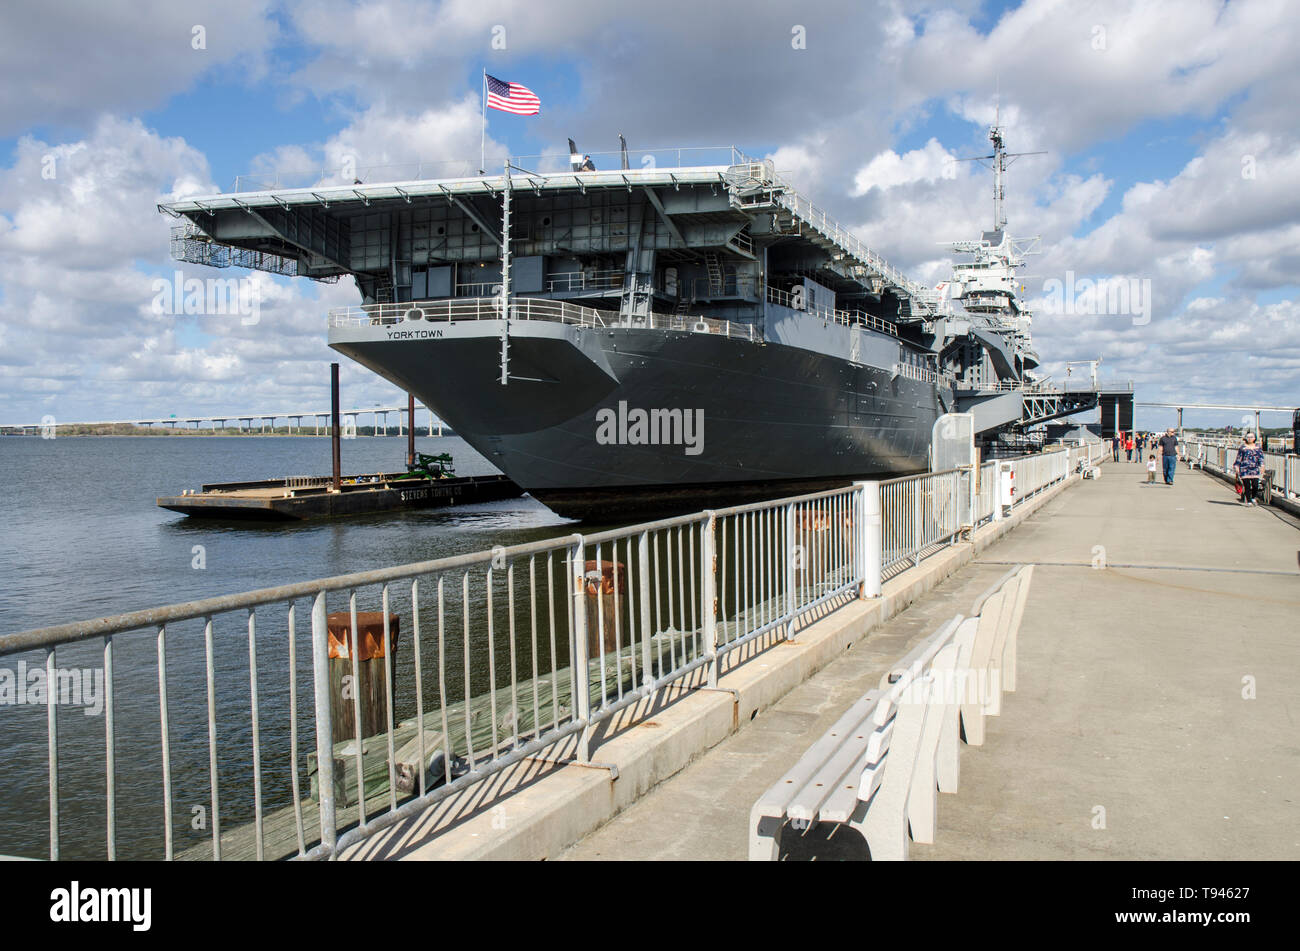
[486,74,540,115]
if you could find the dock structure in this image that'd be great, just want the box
[556,458,1300,862]
[7,440,1300,862]
[157,473,521,520]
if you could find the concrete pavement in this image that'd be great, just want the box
[559,461,1300,860]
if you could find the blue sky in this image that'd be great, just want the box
[0,0,1297,432]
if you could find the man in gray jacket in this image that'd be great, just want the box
[1158,429,1178,484]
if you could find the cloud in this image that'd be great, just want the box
[247,96,509,185]
[0,0,278,136]
[0,116,401,422]
[852,139,957,195]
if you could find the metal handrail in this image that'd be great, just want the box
[765,285,900,338]
[544,269,625,293]
[1184,438,1299,501]
[2,444,1086,861]
[326,296,765,342]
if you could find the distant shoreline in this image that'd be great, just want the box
[0,427,450,438]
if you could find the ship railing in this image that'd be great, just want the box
[711,165,937,312]
[328,297,610,329]
[682,274,760,300]
[544,269,626,293]
[962,379,1059,394]
[327,297,765,342]
[642,311,763,342]
[766,185,936,308]
[891,362,940,384]
[1,445,1085,861]
[453,282,498,296]
[837,309,900,338]
[764,286,900,338]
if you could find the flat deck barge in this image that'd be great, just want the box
[158,472,523,520]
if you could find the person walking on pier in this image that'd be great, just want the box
[1125,434,1135,462]
[1112,433,1122,461]
[1158,428,1178,484]
[1146,453,1157,484]
[1233,432,1265,506]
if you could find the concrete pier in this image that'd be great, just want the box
[558,461,1300,860]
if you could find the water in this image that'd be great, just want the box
[0,434,575,632]
[0,434,587,860]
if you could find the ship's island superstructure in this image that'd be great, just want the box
[159,132,1105,519]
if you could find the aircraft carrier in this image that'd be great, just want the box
[159,129,1103,519]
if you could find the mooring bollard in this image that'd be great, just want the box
[583,560,627,656]
[325,611,401,744]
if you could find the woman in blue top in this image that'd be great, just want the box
[1232,432,1266,506]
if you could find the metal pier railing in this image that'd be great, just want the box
[1184,438,1300,502]
[0,445,1101,861]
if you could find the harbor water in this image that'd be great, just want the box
[0,434,582,860]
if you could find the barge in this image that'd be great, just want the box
[157,472,522,521]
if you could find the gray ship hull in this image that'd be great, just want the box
[330,316,944,520]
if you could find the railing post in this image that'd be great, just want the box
[701,513,718,687]
[638,530,653,688]
[569,534,591,763]
[856,481,882,598]
[310,591,337,856]
[785,501,795,628]
[912,480,923,567]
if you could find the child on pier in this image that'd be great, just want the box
[1146,454,1157,484]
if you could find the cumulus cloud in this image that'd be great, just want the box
[852,139,957,195]
[0,0,278,135]
[0,117,395,421]
[247,96,510,185]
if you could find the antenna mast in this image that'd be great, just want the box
[954,105,1045,232]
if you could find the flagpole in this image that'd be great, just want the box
[480,69,487,175]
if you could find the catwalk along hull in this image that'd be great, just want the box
[330,316,945,520]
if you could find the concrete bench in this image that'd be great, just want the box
[748,564,1034,861]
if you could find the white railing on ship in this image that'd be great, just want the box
[892,362,941,384]
[765,286,900,338]
[326,297,764,341]
[770,189,934,305]
[718,159,935,308]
